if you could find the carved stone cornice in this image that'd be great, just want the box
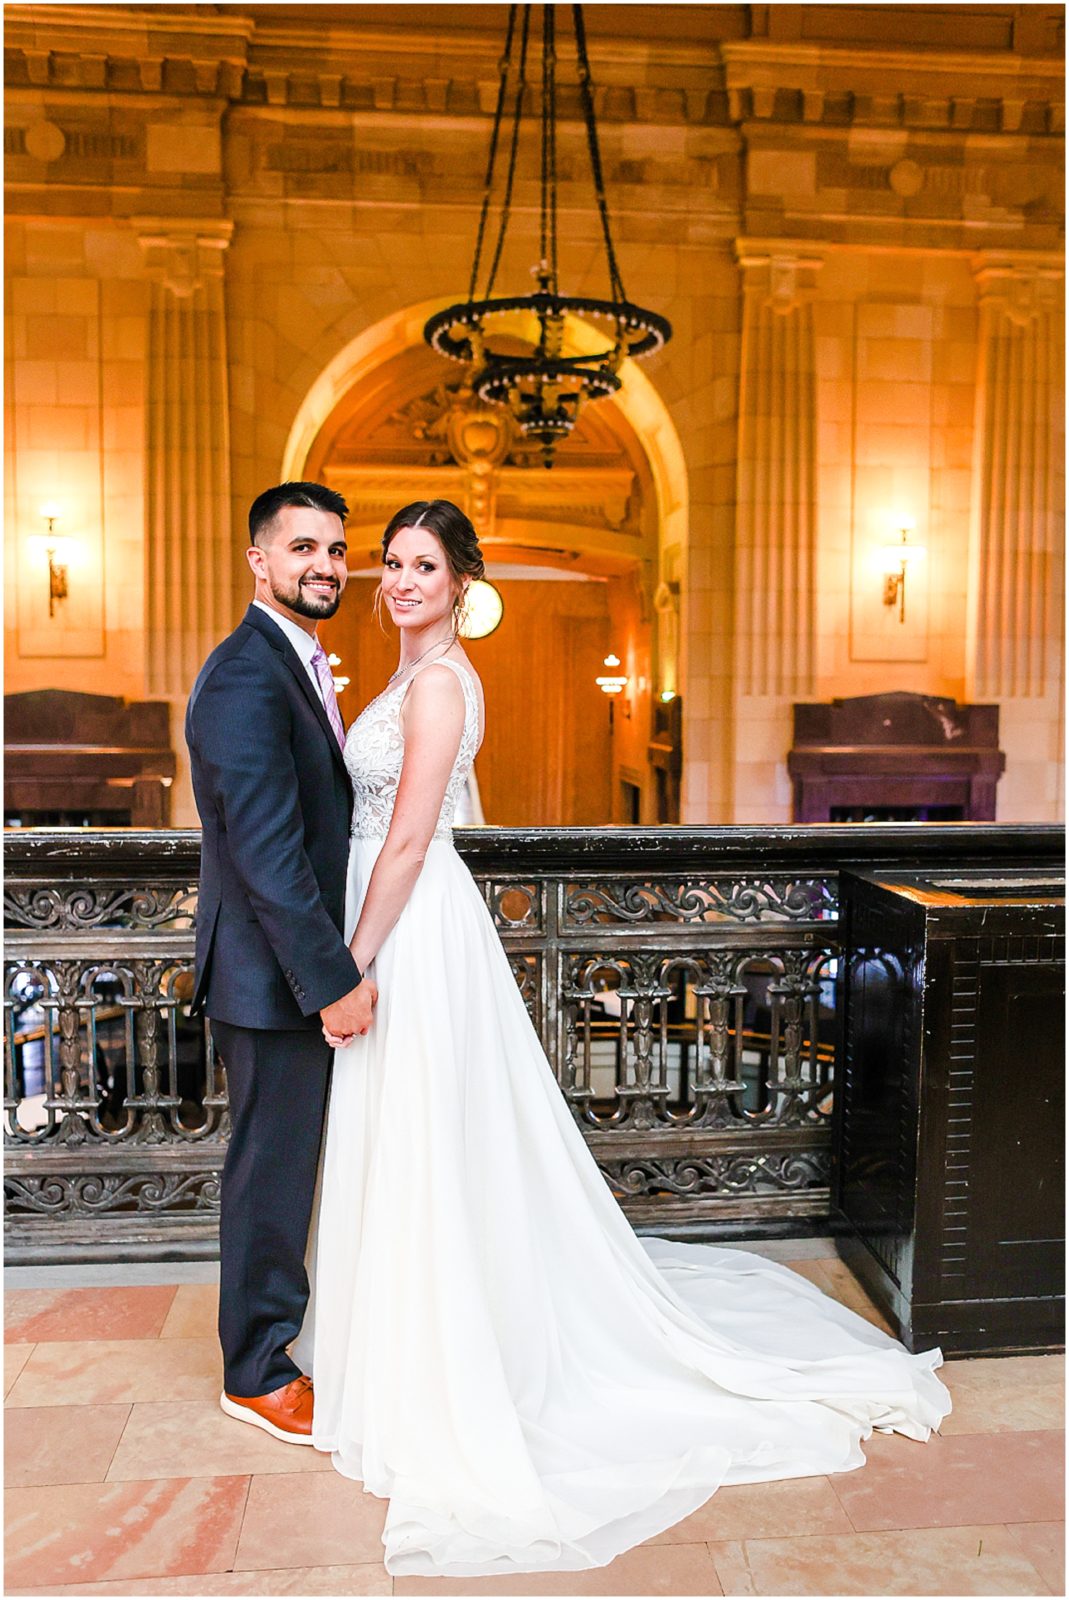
[4,3,251,100]
[721,40,1064,136]
[133,218,233,298]
[4,6,1063,137]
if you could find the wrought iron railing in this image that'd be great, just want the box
[4,824,1060,1263]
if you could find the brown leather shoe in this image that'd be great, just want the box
[219,1375,315,1445]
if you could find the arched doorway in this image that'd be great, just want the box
[282,305,688,825]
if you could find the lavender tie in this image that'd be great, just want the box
[310,641,347,751]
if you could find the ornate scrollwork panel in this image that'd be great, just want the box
[5,1170,221,1216]
[598,1149,831,1199]
[4,883,199,931]
[563,876,837,926]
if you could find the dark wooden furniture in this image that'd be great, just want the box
[788,691,1005,822]
[4,690,176,827]
[834,866,1065,1357]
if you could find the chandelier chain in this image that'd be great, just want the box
[549,6,560,295]
[484,2,531,301]
[572,2,626,304]
[424,1,671,467]
[467,2,517,304]
[539,4,559,296]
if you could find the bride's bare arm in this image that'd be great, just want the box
[347,666,466,973]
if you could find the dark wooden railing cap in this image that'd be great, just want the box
[3,822,1062,880]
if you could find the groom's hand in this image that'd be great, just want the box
[321,980,378,1046]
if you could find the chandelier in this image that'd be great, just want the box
[424,4,671,467]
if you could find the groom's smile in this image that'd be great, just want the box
[246,504,349,631]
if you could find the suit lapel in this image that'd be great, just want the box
[283,649,350,781]
[241,606,350,784]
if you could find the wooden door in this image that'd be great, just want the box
[320,578,613,824]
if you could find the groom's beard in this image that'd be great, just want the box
[271,575,343,621]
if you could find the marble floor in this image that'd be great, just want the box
[4,1251,1064,1597]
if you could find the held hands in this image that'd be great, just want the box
[321,978,378,1049]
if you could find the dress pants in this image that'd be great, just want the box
[210,1019,331,1397]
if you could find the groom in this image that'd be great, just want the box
[186,481,376,1444]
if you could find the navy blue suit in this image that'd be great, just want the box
[186,603,361,1395]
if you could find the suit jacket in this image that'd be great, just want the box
[185,604,361,1029]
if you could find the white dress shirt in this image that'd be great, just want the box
[253,600,325,706]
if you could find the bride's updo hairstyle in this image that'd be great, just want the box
[376,499,485,635]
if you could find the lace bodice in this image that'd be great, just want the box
[345,656,481,841]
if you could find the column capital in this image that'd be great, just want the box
[970,250,1063,323]
[132,217,234,299]
[735,238,824,313]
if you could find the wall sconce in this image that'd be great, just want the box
[596,653,627,696]
[880,522,926,624]
[40,504,69,618]
[596,653,628,731]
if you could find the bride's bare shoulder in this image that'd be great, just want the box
[440,648,483,695]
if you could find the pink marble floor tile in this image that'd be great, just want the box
[233,1472,387,1571]
[939,1355,1065,1436]
[159,1284,219,1340]
[1006,1522,1066,1595]
[6,1337,221,1409]
[646,1475,853,1543]
[108,1401,333,1480]
[708,1524,1050,1596]
[830,1428,1064,1532]
[8,1563,392,1596]
[5,1342,34,1397]
[5,1287,176,1344]
[5,1403,131,1487]
[5,1475,249,1590]
[393,1541,725,1595]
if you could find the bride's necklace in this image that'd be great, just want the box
[387,634,454,684]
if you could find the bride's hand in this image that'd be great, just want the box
[322,1027,353,1048]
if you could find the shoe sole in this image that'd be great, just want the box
[219,1389,316,1445]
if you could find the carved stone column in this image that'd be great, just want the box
[735,245,823,696]
[135,219,235,696]
[968,254,1064,699]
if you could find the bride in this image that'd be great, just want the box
[293,498,950,1579]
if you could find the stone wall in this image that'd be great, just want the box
[4,3,1064,823]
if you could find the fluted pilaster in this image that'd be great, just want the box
[968,254,1064,699]
[735,245,822,697]
[136,219,234,696]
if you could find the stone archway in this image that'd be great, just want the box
[282,301,689,824]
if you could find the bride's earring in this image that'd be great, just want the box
[373,583,389,635]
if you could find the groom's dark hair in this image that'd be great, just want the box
[249,482,349,547]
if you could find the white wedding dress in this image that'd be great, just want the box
[294,656,950,1579]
